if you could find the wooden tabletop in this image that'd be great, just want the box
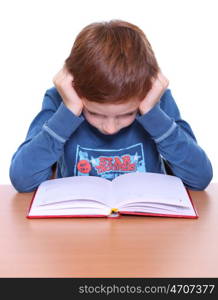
[0,183,218,278]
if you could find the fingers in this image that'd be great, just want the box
[53,65,74,87]
[157,70,169,89]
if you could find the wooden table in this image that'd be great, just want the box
[0,183,218,277]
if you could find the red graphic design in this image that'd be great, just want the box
[95,155,136,174]
[77,160,91,174]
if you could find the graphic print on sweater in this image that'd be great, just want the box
[74,143,146,180]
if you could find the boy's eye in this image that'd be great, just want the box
[120,112,135,118]
[90,112,101,117]
[88,111,135,117]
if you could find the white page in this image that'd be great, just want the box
[31,176,112,209]
[119,202,190,213]
[120,206,195,216]
[112,172,193,209]
[29,206,111,217]
[32,199,108,210]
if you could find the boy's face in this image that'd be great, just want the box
[82,98,141,135]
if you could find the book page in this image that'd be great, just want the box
[29,206,111,217]
[31,176,112,209]
[112,172,193,209]
[119,206,196,216]
[118,201,196,216]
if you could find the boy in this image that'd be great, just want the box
[9,20,213,192]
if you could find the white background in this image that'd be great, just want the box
[0,0,217,184]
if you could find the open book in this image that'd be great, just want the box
[27,172,198,219]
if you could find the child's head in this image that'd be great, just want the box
[65,19,159,103]
[65,20,159,135]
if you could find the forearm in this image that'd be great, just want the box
[137,104,213,190]
[154,124,212,190]
[10,132,64,192]
[10,102,84,192]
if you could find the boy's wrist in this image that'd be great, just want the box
[46,102,84,141]
[139,104,155,115]
[64,102,83,117]
[136,104,174,141]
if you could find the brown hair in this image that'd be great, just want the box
[65,20,159,103]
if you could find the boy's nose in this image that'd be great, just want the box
[102,120,118,135]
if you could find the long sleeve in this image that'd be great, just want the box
[136,89,213,190]
[9,87,84,192]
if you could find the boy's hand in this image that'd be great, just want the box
[53,66,83,116]
[139,71,169,115]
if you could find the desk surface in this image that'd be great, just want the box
[0,183,218,278]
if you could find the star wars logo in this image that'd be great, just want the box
[95,155,136,174]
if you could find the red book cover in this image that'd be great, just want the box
[26,185,198,219]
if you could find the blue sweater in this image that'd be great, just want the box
[9,87,213,192]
